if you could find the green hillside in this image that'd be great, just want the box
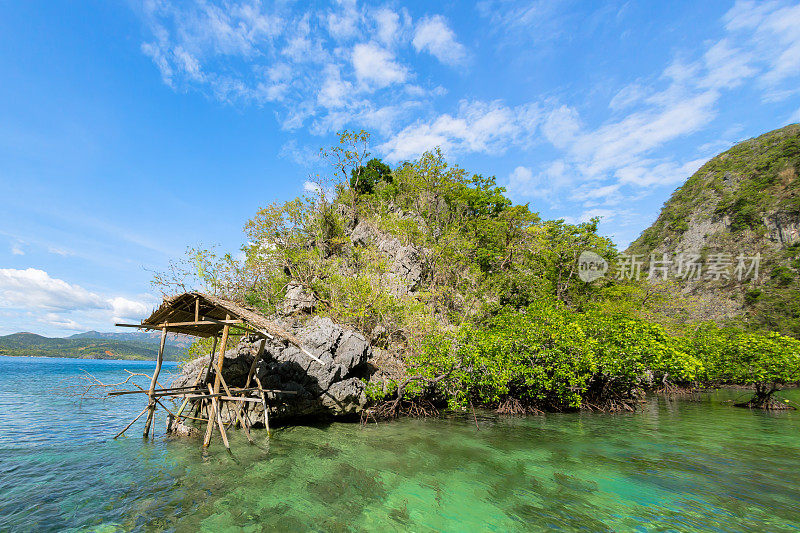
[0,332,183,360]
[628,124,800,337]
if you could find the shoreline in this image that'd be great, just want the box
[0,354,179,364]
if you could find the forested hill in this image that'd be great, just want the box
[0,332,185,360]
[627,124,800,337]
[155,131,800,413]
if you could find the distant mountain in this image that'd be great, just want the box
[68,329,193,350]
[627,124,800,336]
[0,331,188,360]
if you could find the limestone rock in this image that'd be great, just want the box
[350,220,426,290]
[172,315,372,424]
[281,283,316,315]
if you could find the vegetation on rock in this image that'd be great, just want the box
[627,124,800,338]
[159,130,800,413]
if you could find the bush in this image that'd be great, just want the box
[682,324,800,404]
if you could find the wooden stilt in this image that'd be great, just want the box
[201,336,219,387]
[114,405,149,439]
[255,376,270,435]
[203,321,229,447]
[203,399,215,446]
[191,336,219,421]
[209,384,229,449]
[144,326,167,438]
[212,317,230,392]
[234,338,266,428]
[175,397,189,417]
[218,372,253,443]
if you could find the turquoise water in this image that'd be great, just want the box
[1,356,799,532]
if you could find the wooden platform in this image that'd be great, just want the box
[110,292,321,448]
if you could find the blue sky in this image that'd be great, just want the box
[1,0,799,336]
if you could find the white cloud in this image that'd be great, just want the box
[505,0,800,205]
[507,160,573,202]
[137,1,455,134]
[352,42,408,89]
[724,0,800,89]
[578,208,617,223]
[0,268,153,329]
[317,65,354,108]
[326,0,360,40]
[108,297,151,323]
[615,157,709,188]
[476,0,567,49]
[609,84,649,111]
[47,246,75,257]
[42,313,83,331]
[11,244,24,256]
[412,15,467,66]
[574,90,718,179]
[374,8,402,45]
[303,180,322,194]
[541,106,582,149]
[0,268,105,311]
[699,38,756,90]
[279,140,321,168]
[572,183,622,205]
[379,100,540,162]
[507,166,535,195]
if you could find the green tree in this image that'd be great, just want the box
[350,158,392,195]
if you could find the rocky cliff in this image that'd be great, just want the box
[627,124,800,335]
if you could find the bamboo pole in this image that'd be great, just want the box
[234,338,266,429]
[255,376,270,435]
[217,372,253,443]
[212,317,230,393]
[202,335,219,386]
[245,338,267,388]
[204,320,229,447]
[143,326,167,438]
[114,405,149,439]
[209,384,229,449]
[194,335,219,420]
[203,397,215,446]
[109,385,203,396]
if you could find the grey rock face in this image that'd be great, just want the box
[764,211,800,247]
[172,316,372,424]
[351,220,426,290]
[281,283,316,314]
[350,220,379,246]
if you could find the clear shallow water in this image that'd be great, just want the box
[1,356,799,532]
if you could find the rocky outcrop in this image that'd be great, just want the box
[764,211,800,246]
[281,283,316,314]
[351,220,426,291]
[172,316,372,425]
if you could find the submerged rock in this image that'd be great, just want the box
[172,316,372,425]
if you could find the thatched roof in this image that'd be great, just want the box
[138,292,292,340]
[119,292,322,364]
